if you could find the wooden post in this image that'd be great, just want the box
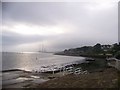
[53,69,54,75]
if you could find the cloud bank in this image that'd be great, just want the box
[2,2,118,52]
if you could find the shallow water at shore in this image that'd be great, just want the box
[2,52,85,72]
[2,52,86,88]
[2,70,50,88]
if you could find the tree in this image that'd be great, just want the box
[93,43,102,53]
[115,51,120,59]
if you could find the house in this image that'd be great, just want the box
[101,45,112,51]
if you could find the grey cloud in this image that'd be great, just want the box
[2,2,90,26]
[2,2,118,52]
[118,1,120,42]
[2,2,66,25]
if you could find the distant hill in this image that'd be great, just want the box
[55,43,120,58]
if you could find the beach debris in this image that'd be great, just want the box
[31,63,89,76]
[85,57,95,61]
[74,68,82,75]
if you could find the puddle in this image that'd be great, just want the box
[16,77,32,81]
[3,78,24,85]
[30,75,40,79]
[31,79,48,84]
[2,70,50,88]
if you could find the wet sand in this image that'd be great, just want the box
[2,69,50,88]
[2,67,119,88]
[2,68,71,88]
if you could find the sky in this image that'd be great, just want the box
[2,1,118,52]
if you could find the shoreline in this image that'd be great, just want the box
[54,53,110,58]
[2,54,119,88]
[2,57,107,88]
[2,66,120,88]
[1,69,29,73]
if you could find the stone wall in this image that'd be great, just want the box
[116,60,120,71]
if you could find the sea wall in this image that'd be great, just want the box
[116,60,120,71]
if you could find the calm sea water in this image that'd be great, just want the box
[2,52,85,71]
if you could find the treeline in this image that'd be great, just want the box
[55,43,120,59]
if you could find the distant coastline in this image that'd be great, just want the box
[55,43,120,59]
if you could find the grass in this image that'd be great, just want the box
[118,71,120,87]
[32,68,119,88]
[74,58,107,72]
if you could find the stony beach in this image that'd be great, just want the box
[2,68,73,88]
[31,67,119,88]
[2,58,120,89]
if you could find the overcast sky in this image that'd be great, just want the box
[2,1,118,52]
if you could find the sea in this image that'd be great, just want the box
[2,52,85,72]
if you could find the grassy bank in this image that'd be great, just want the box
[55,53,110,73]
[118,71,120,86]
[74,58,107,72]
[79,54,112,58]
[31,68,119,88]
